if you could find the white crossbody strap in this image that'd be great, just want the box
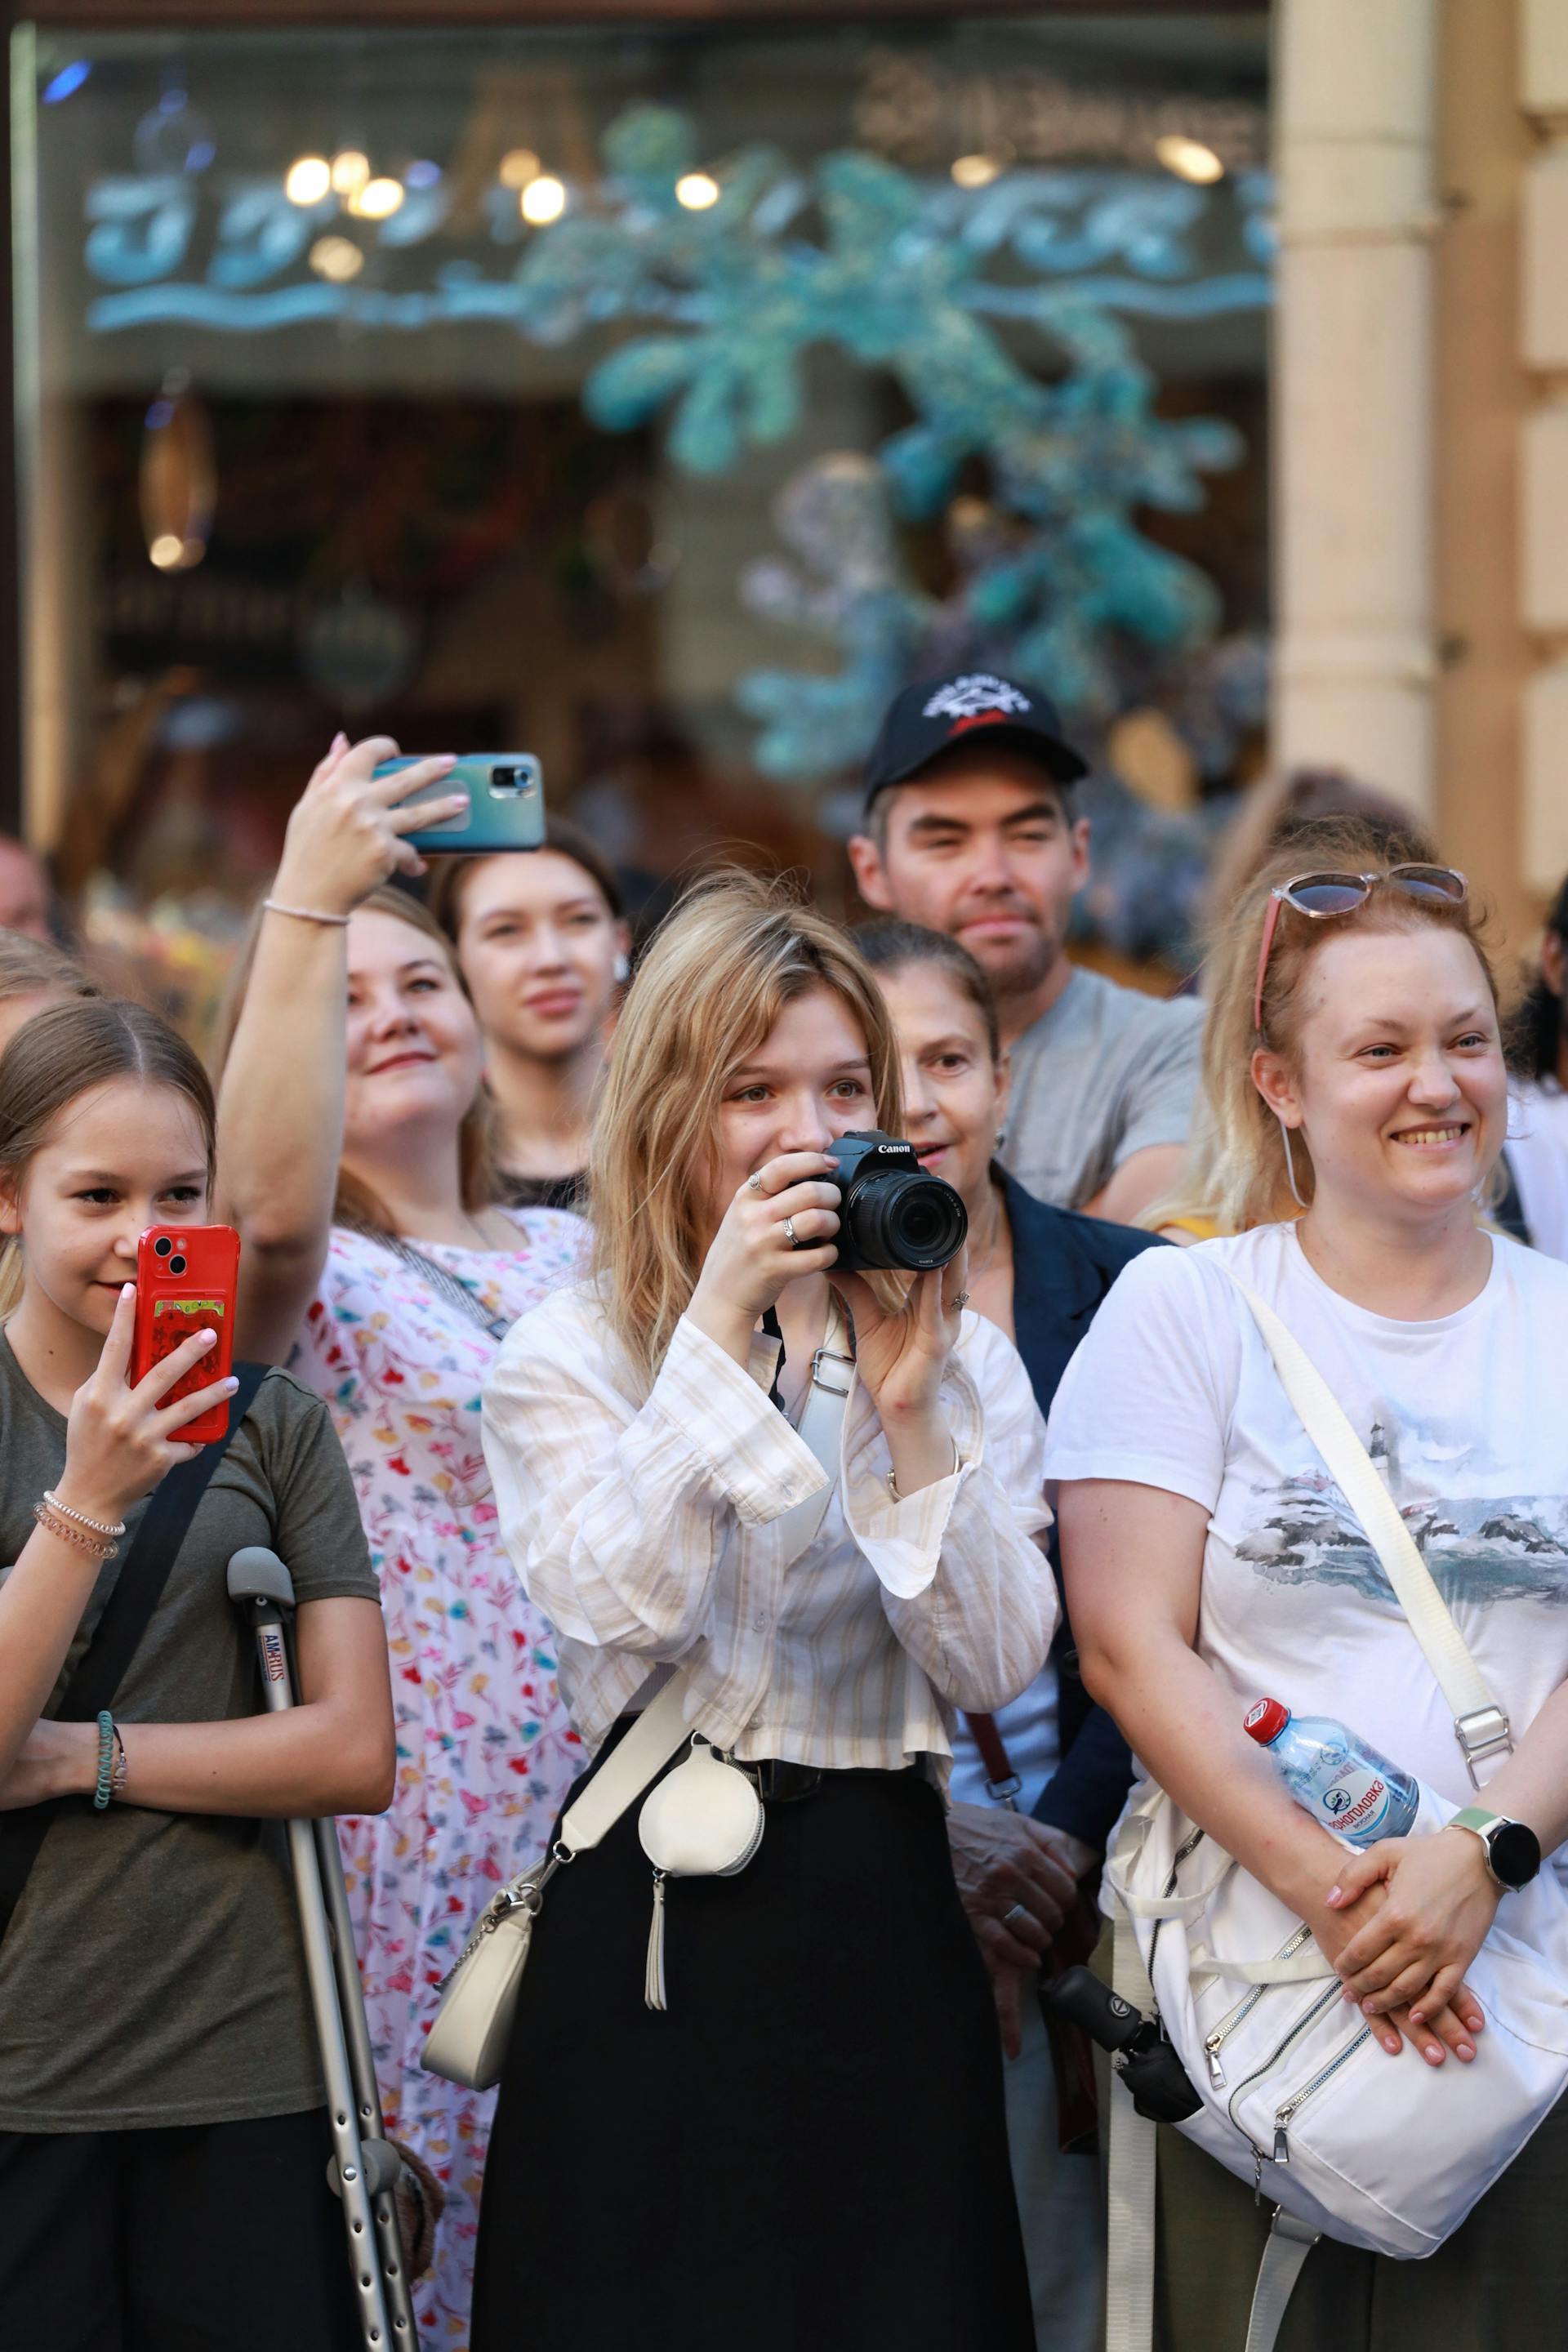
[560,1297,857,1854]
[1223,1269,1512,1786]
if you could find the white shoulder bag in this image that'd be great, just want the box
[1103,1271,1568,2352]
[421,1300,855,2091]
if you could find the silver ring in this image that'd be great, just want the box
[747,1172,765,1192]
[1003,1901,1030,1929]
[782,1216,798,1248]
[950,1290,970,1312]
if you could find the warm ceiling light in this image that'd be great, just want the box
[675,171,720,211]
[309,234,364,283]
[499,147,541,189]
[951,153,1003,190]
[1155,133,1225,185]
[330,149,370,195]
[149,533,185,570]
[284,154,332,207]
[353,176,404,220]
[520,174,567,225]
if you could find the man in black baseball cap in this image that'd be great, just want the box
[849,670,1202,1223]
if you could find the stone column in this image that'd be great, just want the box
[1272,0,1441,814]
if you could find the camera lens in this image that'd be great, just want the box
[168,1254,187,1276]
[154,1236,173,1257]
[843,1169,968,1272]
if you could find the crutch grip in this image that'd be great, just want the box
[227,1545,297,1612]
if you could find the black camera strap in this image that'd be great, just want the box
[0,1360,269,1945]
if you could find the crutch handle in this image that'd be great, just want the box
[227,1545,297,1613]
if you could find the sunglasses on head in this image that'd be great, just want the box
[1252,865,1468,1036]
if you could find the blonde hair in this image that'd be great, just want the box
[590,871,904,1392]
[215,884,499,1236]
[1196,819,1499,1235]
[0,997,216,1318]
[0,931,96,1007]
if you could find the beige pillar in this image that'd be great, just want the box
[1518,0,1568,907]
[1272,0,1440,814]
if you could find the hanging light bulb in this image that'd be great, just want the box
[309,234,364,283]
[285,155,332,207]
[1154,134,1225,185]
[520,175,567,225]
[675,172,721,211]
[951,154,1004,190]
[352,176,404,220]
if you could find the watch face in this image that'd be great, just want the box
[1489,1820,1541,1889]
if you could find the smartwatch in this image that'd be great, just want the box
[1449,1806,1541,1891]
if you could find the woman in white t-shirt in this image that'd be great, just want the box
[1047,823,1568,2350]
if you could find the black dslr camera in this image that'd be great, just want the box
[822,1130,969,1274]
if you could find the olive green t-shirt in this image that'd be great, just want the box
[0,1343,380,2133]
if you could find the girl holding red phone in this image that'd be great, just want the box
[0,995,394,2350]
[216,733,588,2346]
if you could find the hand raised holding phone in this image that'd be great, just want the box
[54,1283,241,1526]
[274,733,467,910]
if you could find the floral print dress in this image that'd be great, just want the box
[288,1209,588,2347]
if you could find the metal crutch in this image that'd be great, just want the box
[227,1544,421,2350]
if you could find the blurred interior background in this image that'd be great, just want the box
[2,0,1561,1038]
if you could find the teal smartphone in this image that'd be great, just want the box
[373,754,545,855]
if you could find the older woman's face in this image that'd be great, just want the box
[875,960,1008,1218]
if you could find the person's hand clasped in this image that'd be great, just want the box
[58,1282,241,1527]
[1302,1836,1492,2068]
[273,733,468,913]
[947,1800,1084,2057]
[1325,1828,1499,2032]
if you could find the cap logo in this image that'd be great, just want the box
[922,674,1032,724]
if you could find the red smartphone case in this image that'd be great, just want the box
[131,1224,241,1445]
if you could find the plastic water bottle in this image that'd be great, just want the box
[1243,1697,1418,1847]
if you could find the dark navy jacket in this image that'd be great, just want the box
[996,1167,1164,1852]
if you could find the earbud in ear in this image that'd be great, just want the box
[613,953,630,984]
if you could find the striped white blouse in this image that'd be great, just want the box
[480,1281,1058,1778]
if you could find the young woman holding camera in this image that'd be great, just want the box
[0,996,392,2349]
[1049,826,1568,2348]
[473,873,1057,2350]
[216,733,588,2345]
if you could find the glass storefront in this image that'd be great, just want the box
[15,12,1269,1012]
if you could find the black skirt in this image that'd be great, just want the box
[471,1735,1035,2352]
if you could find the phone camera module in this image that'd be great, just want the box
[154,1236,174,1258]
[489,764,537,799]
[168,1254,187,1276]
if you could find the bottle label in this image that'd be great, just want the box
[1317,1767,1390,1841]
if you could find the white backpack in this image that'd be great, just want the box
[1102,1273,1568,2352]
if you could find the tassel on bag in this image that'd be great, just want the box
[645,1871,668,2011]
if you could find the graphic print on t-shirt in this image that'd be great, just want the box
[1232,1411,1568,1610]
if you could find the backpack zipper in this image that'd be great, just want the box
[1226,1980,1344,2149]
[1200,1923,1315,2088]
[1147,1824,1207,1980]
[1270,2025,1373,2164]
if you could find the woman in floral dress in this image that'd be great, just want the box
[218,737,588,2344]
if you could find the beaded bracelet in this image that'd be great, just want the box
[42,1490,126,1542]
[93,1711,117,1810]
[33,1498,118,1561]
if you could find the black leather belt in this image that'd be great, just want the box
[742,1757,825,1804]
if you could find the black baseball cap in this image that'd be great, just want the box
[862,671,1089,817]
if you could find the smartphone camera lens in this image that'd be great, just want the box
[154,1236,173,1258]
[168,1254,187,1276]
[489,764,537,798]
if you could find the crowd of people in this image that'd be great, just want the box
[1,667,1567,2351]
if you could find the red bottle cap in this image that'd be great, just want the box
[1244,1697,1289,1746]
